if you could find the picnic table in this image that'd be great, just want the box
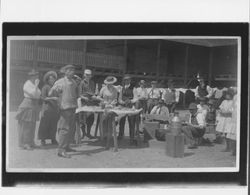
[75,106,143,152]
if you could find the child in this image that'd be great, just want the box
[215,89,234,151]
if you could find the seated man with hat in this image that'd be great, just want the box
[150,99,170,123]
[147,80,161,113]
[78,69,96,139]
[181,102,206,149]
[49,64,78,158]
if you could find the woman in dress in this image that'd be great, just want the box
[226,91,237,156]
[215,89,234,152]
[98,76,118,147]
[37,71,59,146]
[15,69,41,150]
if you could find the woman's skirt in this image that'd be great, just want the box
[216,116,232,134]
[15,98,40,122]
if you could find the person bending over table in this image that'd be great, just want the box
[181,103,206,149]
[134,80,148,114]
[78,69,96,139]
[98,76,118,140]
[49,64,78,158]
[118,75,137,145]
[147,80,161,113]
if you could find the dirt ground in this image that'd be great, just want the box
[6,111,236,170]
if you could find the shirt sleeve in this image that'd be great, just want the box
[41,85,49,99]
[206,86,213,98]
[23,80,41,99]
[194,86,199,97]
[175,90,180,102]
[150,106,157,114]
[196,112,206,128]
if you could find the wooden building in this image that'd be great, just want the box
[9,39,238,110]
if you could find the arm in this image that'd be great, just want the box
[206,86,213,98]
[194,86,199,98]
[175,90,180,103]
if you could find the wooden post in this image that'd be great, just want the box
[156,40,161,76]
[183,45,189,109]
[123,40,128,74]
[208,48,213,86]
[82,40,88,77]
[33,40,38,69]
[184,45,189,86]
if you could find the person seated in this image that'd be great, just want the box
[181,103,206,149]
[150,99,170,124]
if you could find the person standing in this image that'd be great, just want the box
[15,69,41,150]
[98,76,118,143]
[49,65,78,158]
[194,76,213,103]
[147,81,161,113]
[134,80,148,114]
[162,80,179,113]
[118,75,137,144]
[78,69,95,139]
[37,71,59,146]
[215,89,234,152]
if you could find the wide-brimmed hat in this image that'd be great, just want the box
[104,76,117,85]
[60,64,75,74]
[28,69,39,76]
[84,69,92,75]
[139,80,146,85]
[188,103,198,110]
[123,74,131,80]
[151,80,157,84]
[43,71,57,83]
[225,88,235,98]
[158,99,164,104]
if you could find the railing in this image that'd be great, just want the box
[10,43,125,70]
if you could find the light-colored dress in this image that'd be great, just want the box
[99,85,118,105]
[216,99,233,134]
[226,95,237,140]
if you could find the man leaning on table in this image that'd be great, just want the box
[118,75,137,145]
[49,64,78,158]
[78,69,96,139]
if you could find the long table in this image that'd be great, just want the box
[75,106,143,152]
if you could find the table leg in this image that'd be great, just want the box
[99,113,104,141]
[75,113,82,145]
[135,114,141,146]
[112,116,118,152]
[94,113,100,137]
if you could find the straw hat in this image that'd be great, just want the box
[104,76,117,85]
[123,74,131,80]
[139,80,146,85]
[28,69,39,76]
[84,69,92,75]
[43,71,57,83]
[151,80,157,84]
[60,64,75,74]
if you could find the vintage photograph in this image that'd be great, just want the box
[6,36,241,172]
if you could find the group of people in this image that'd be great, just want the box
[15,64,238,158]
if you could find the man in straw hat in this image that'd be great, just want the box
[49,65,78,158]
[147,80,161,113]
[181,102,207,149]
[118,75,137,144]
[78,69,96,139]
